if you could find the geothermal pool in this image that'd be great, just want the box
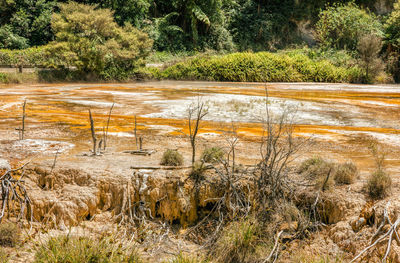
[1,81,400,162]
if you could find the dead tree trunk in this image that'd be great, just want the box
[134,115,138,149]
[89,109,97,155]
[17,100,27,140]
[187,99,208,166]
[103,102,114,151]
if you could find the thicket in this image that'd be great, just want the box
[160,51,363,83]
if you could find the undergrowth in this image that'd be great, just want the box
[34,235,142,263]
[158,50,363,83]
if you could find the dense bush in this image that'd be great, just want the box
[0,222,19,247]
[366,169,392,199]
[44,2,152,80]
[160,149,184,166]
[316,2,383,51]
[0,47,47,66]
[161,51,363,83]
[34,235,141,263]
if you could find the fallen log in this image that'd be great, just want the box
[130,165,192,170]
[123,149,156,156]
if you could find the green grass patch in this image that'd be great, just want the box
[34,235,142,263]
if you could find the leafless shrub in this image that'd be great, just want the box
[187,98,208,166]
[358,34,385,83]
[0,163,32,225]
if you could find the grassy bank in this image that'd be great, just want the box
[153,50,365,83]
[1,48,390,84]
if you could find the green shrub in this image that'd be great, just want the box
[316,2,383,51]
[0,222,20,247]
[45,2,152,80]
[0,73,7,83]
[334,162,358,185]
[161,51,362,83]
[34,235,141,263]
[201,147,224,164]
[366,169,392,199]
[160,149,184,166]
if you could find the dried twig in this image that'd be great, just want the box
[104,102,114,151]
[0,162,32,224]
[88,109,97,155]
[350,202,400,263]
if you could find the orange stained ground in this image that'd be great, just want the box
[1,81,400,166]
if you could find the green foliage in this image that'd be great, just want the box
[160,149,184,166]
[366,169,392,199]
[0,0,56,49]
[201,146,224,164]
[0,222,20,247]
[0,47,47,66]
[385,0,400,50]
[34,235,142,263]
[316,2,383,51]
[161,51,363,83]
[385,0,400,81]
[45,2,152,80]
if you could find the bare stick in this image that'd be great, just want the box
[139,137,143,151]
[104,102,114,150]
[89,109,97,155]
[134,115,138,149]
[17,100,27,140]
[187,97,208,166]
[263,230,284,263]
[50,150,59,173]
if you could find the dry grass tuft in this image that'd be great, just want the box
[201,146,224,164]
[334,161,358,185]
[366,169,392,199]
[0,222,20,247]
[34,235,142,263]
[160,149,184,166]
[298,157,335,190]
[213,218,262,263]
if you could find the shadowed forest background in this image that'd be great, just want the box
[1,0,400,83]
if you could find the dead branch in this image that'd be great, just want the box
[130,165,192,170]
[88,109,97,155]
[0,162,32,223]
[263,230,284,263]
[350,202,400,263]
[187,97,208,166]
[123,149,156,156]
[134,115,138,149]
[104,102,114,151]
[16,100,27,140]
